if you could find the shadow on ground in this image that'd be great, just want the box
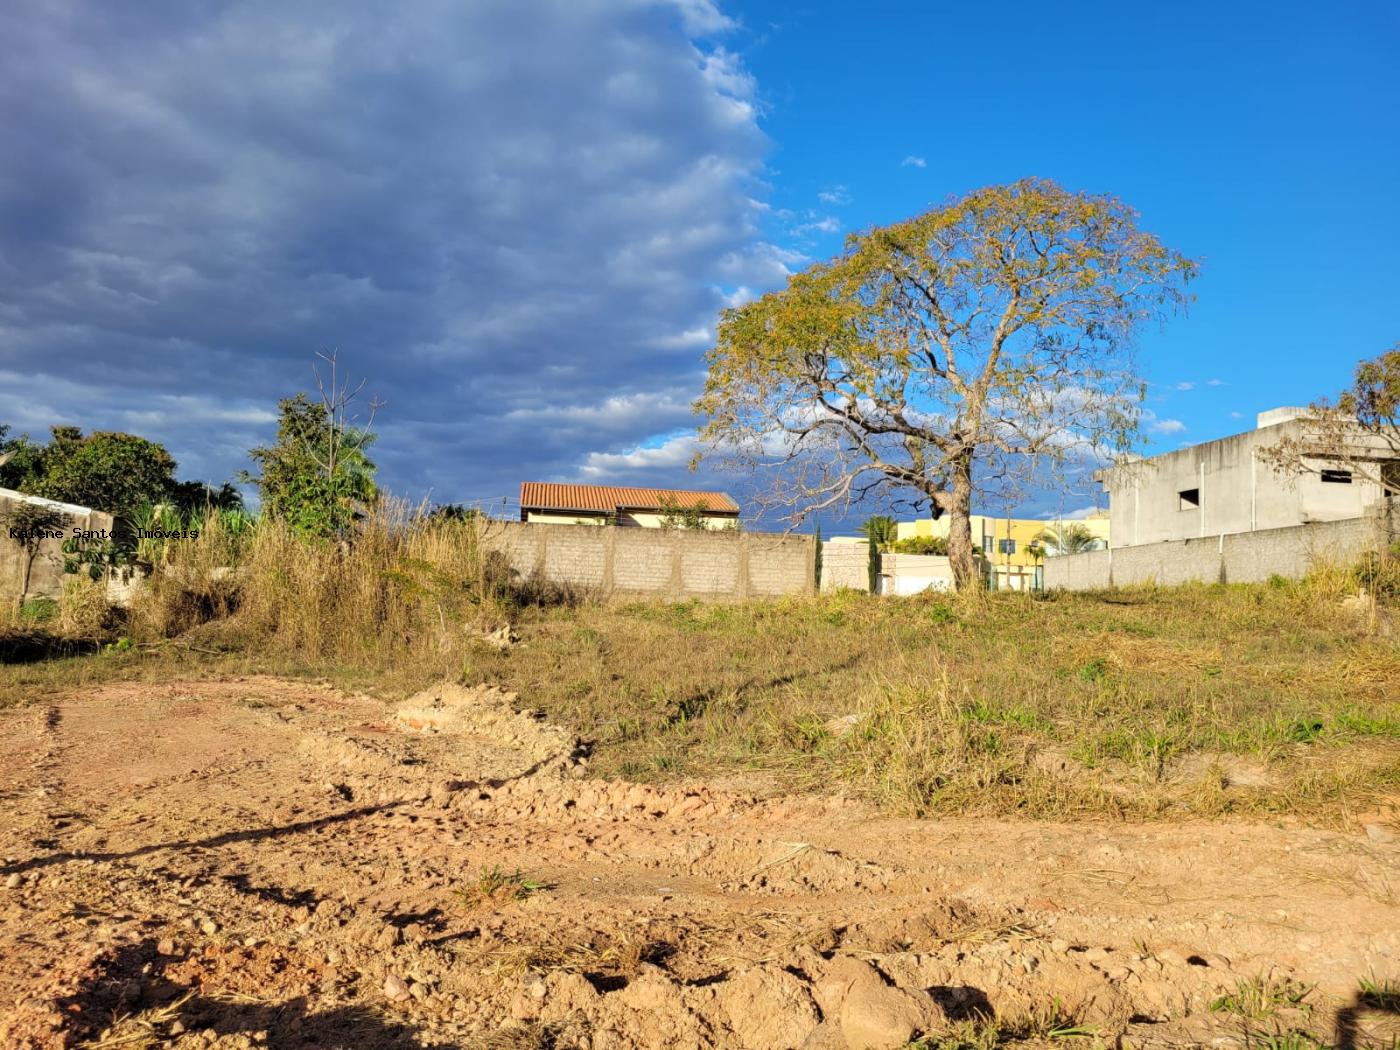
[47,938,460,1050]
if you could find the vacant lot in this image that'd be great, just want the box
[2,676,1398,1050]
[1,577,1398,1048]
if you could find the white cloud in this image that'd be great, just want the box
[1175,381,1196,391]
[817,185,850,205]
[1149,417,1187,435]
[1230,411,1244,419]
[792,215,840,236]
[900,155,927,168]
[1206,378,1224,386]
[655,327,714,350]
[579,432,700,477]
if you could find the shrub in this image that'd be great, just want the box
[892,535,949,556]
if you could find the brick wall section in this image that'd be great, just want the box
[481,520,815,600]
[820,542,870,592]
[1045,503,1398,591]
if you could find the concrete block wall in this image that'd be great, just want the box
[481,520,814,600]
[0,489,116,602]
[820,542,870,592]
[1045,503,1397,591]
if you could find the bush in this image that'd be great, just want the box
[892,534,949,556]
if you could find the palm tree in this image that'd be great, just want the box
[1034,522,1103,556]
[859,514,899,551]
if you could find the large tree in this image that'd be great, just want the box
[1261,345,1400,494]
[696,179,1195,588]
[0,426,177,518]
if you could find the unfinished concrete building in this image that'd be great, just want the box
[1097,408,1398,547]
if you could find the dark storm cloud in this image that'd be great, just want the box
[0,0,789,504]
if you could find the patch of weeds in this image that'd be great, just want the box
[457,865,546,911]
[1336,709,1400,737]
[1244,1034,1331,1050]
[911,1019,999,1049]
[1078,658,1108,682]
[1359,974,1400,1010]
[1286,718,1326,744]
[1210,974,1313,1020]
[18,597,59,623]
[928,602,958,625]
[783,713,832,753]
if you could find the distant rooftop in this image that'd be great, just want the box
[519,482,739,516]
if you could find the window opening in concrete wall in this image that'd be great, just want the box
[1178,488,1200,511]
[1320,469,1352,484]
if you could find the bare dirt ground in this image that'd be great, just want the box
[1,678,1397,1049]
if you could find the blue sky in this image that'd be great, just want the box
[0,0,1395,527]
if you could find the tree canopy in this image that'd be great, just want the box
[0,425,178,518]
[1034,521,1104,555]
[243,393,379,539]
[696,178,1195,588]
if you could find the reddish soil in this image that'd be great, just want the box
[0,678,1397,1049]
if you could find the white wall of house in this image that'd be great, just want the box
[878,553,956,594]
[1100,410,1393,547]
[523,509,739,529]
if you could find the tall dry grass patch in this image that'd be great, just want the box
[129,500,508,679]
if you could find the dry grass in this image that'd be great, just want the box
[456,581,1400,821]
[2,513,1397,822]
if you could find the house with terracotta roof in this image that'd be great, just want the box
[518,482,740,529]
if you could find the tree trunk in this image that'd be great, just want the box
[945,451,978,591]
[17,552,32,613]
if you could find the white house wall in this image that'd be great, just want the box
[1105,419,1387,546]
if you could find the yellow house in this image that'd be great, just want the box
[518,482,741,529]
[896,511,1109,590]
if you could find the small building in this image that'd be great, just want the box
[1096,408,1398,547]
[896,512,1109,591]
[518,482,740,529]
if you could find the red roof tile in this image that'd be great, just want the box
[519,482,739,515]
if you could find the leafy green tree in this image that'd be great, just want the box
[10,427,177,518]
[169,480,244,516]
[243,394,378,539]
[243,356,380,539]
[697,178,1195,589]
[0,426,46,493]
[1034,522,1104,555]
